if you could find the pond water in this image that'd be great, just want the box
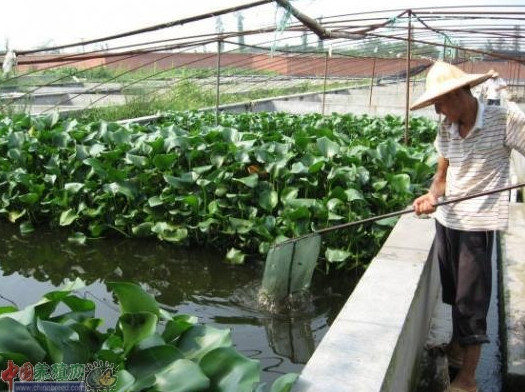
[0,222,361,386]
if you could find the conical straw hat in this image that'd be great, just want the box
[410,61,492,110]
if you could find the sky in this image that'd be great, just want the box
[1,0,522,52]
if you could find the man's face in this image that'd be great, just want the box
[433,90,462,122]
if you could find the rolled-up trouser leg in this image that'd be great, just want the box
[434,221,494,345]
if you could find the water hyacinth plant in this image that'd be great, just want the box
[0,110,437,271]
[0,279,298,392]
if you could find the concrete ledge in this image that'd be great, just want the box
[292,213,438,392]
[501,202,525,391]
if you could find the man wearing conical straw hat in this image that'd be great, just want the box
[411,61,525,392]
[480,69,508,106]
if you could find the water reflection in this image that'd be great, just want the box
[266,317,316,364]
[0,222,360,385]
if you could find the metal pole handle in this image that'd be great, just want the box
[315,182,525,235]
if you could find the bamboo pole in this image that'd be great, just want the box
[216,40,222,126]
[516,61,523,101]
[369,57,377,107]
[404,10,412,145]
[322,51,329,115]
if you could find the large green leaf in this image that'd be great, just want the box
[228,218,253,235]
[154,359,210,392]
[33,279,87,320]
[151,223,188,243]
[132,222,154,237]
[222,127,240,143]
[225,248,245,265]
[199,347,260,392]
[325,248,352,263]
[0,306,18,314]
[107,281,160,316]
[103,181,138,199]
[88,144,107,157]
[258,189,278,212]
[317,137,340,159]
[125,153,148,168]
[162,315,198,343]
[59,209,78,226]
[18,192,39,205]
[176,325,232,361]
[119,312,158,355]
[113,369,135,392]
[0,318,46,362]
[64,182,85,194]
[7,131,25,148]
[345,188,365,202]
[8,209,26,223]
[269,373,299,392]
[37,319,89,363]
[43,279,86,302]
[375,139,398,169]
[286,198,316,208]
[126,345,184,391]
[58,295,96,317]
[153,153,178,170]
[233,174,258,188]
[387,173,411,194]
[290,161,308,174]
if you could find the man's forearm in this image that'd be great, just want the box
[429,157,448,198]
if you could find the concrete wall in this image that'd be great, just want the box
[501,203,525,391]
[216,83,439,120]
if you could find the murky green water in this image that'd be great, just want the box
[0,222,361,385]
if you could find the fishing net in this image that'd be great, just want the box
[258,233,321,312]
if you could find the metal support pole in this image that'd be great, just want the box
[369,57,377,107]
[514,62,525,98]
[215,40,222,126]
[322,51,329,115]
[404,10,412,145]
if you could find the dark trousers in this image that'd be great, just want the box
[434,221,494,345]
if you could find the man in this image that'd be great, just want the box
[2,50,17,77]
[480,69,507,106]
[411,61,525,392]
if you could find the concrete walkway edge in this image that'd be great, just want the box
[292,213,438,392]
[292,201,525,392]
[501,202,525,391]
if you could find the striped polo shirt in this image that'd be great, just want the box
[434,100,525,231]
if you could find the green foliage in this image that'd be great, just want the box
[0,280,297,391]
[69,79,218,123]
[38,66,277,84]
[0,111,437,271]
